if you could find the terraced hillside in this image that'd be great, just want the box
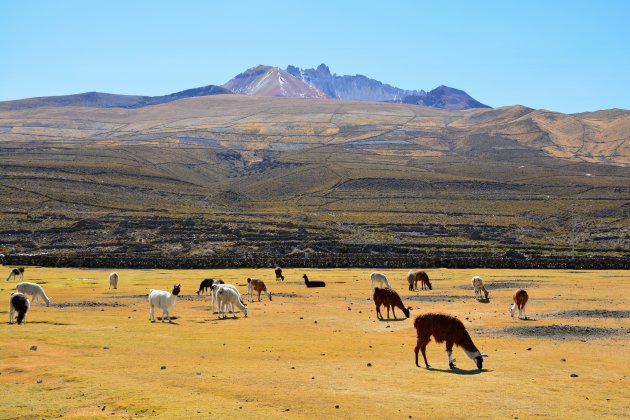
[0,95,627,264]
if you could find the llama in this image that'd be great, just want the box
[15,282,50,307]
[471,276,489,300]
[6,267,25,281]
[109,272,119,289]
[196,278,223,296]
[373,287,410,320]
[414,313,487,370]
[414,271,432,291]
[510,289,529,320]
[217,287,248,319]
[370,272,391,290]
[246,278,272,302]
[274,266,285,281]
[407,271,416,291]
[210,284,241,314]
[9,292,30,325]
[148,284,181,323]
[302,274,325,288]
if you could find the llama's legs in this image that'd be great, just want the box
[392,306,397,319]
[150,304,155,322]
[446,341,456,369]
[415,335,431,367]
[376,303,382,319]
[258,291,262,302]
[522,305,527,319]
[9,305,14,324]
[386,305,390,319]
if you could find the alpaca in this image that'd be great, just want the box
[370,272,391,290]
[373,287,410,320]
[15,282,51,306]
[246,278,272,302]
[148,284,181,323]
[274,266,285,281]
[510,289,529,320]
[210,284,241,313]
[217,287,248,319]
[414,271,432,291]
[414,313,487,370]
[9,292,30,325]
[471,276,489,300]
[196,278,223,296]
[407,271,416,291]
[302,274,325,288]
[109,272,119,289]
[6,267,25,281]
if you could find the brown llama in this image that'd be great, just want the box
[247,278,272,302]
[274,267,285,281]
[510,289,529,319]
[414,313,487,370]
[414,271,432,290]
[373,287,410,320]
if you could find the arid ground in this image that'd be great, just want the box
[1,267,629,419]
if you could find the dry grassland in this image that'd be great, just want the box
[1,267,629,419]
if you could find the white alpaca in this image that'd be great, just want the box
[15,282,51,307]
[211,284,241,314]
[9,292,30,325]
[471,276,489,300]
[148,284,181,323]
[370,272,391,290]
[109,272,119,289]
[217,287,248,319]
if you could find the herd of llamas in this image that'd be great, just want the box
[5,266,530,370]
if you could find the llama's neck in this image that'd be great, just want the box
[458,330,479,354]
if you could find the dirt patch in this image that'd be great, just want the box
[272,292,303,298]
[540,310,630,319]
[455,281,539,290]
[54,301,127,308]
[404,294,468,302]
[503,324,621,339]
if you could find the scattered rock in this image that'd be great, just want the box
[526,348,532,351]
[561,358,566,362]
[335,405,340,409]
[570,373,579,378]
[37,379,43,384]
[30,345,38,351]
[367,363,372,367]
[160,365,166,370]
[196,372,202,376]
[314,320,318,324]
[103,346,109,350]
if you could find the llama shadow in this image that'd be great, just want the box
[477,298,490,304]
[377,317,408,322]
[216,316,244,321]
[155,316,179,324]
[515,317,536,321]
[24,320,73,326]
[425,366,490,375]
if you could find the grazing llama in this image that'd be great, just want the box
[148,284,181,323]
[370,272,391,290]
[274,266,285,281]
[217,287,248,318]
[414,313,487,370]
[246,278,272,302]
[15,282,50,306]
[373,287,410,320]
[510,289,529,320]
[471,276,489,300]
[210,284,241,314]
[109,272,119,289]
[414,271,432,290]
[9,292,30,325]
[196,278,223,296]
[6,267,25,281]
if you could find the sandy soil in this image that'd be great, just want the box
[1,267,629,419]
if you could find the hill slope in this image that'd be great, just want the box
[0,95,627,260]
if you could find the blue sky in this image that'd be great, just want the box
[1,0,628,113]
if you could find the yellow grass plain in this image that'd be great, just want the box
[1,267,629,419]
